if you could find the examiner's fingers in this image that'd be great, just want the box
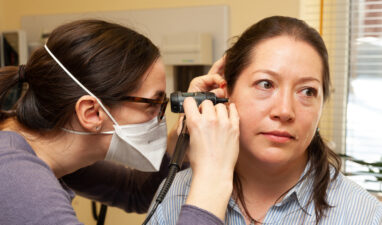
[199,100,216,120]
[209,88,226,99]
[187,74,226,93]
[208,56,226,75]
[183,97,200,120]
[215,103,228,121]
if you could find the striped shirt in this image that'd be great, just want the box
[148,164,382,225]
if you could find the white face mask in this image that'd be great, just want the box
[45,44,167,172]
[105,117,167,171]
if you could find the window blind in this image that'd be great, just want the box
[300,0,382,193]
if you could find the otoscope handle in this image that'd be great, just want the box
[170,116,189,168]
[169,132,190,168]
[170,91,228,113]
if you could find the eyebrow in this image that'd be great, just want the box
[253,69,321,83]
[150,91,166,99]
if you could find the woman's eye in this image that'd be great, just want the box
[148,103,158,108]
[146,104,160,114]
[301,88,317,97]
[257,80,273,89]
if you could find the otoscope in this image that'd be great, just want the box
[142,92,228,225]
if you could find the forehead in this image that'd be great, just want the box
[247,35,323,82]
[130,58,166,98]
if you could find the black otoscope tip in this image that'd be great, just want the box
[216,97,229,103]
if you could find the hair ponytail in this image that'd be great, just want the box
[306,130,341,224]
[0,66,23,121]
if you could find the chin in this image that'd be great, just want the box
[258,154,289,165]
[251,146,293,165]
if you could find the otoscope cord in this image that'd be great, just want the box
[142,117,189,225]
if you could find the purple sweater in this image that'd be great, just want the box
[0,131,222,225]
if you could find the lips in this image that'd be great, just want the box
[260,130,295,143]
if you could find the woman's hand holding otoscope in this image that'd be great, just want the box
[143,91,232,225]
[168,91,229,168]
[182,94,239,221]
[143,57,240,224]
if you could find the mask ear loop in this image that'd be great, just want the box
[44,44,119,126]
[61,127,114,135]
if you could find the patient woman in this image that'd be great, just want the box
[147,16,382,225]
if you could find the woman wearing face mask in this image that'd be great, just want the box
[0,19,239,225]
[146,16,382,225]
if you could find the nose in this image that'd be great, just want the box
[270,90,295,123]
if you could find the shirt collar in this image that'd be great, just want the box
[277,161,314,215]
[228,161,315,216]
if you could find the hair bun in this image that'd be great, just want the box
[18,65,27,83]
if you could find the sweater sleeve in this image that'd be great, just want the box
[62,155,170,213]
[0,145,82,225]
[177,205,224,225]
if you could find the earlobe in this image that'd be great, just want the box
[75,96,103,132]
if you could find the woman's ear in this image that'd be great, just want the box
[75,95,105,132]
[221,82,229,98]
[210,80,228,98]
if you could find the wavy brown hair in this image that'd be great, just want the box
[0,19,159,132]
[224,16,341,224]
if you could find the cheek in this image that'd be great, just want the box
[110,104,152,125]
[296,108,321,145]
[234,98,269,142]
[230,87,272,131]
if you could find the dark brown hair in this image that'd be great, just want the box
[0,19,160,132]
[225,16,341,224]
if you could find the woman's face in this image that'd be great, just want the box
[108,58,166,126]
[229,36,324,168]
[93,58,166,158]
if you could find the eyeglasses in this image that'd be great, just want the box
[120,94,169,122]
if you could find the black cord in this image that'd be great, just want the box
[142,165,179,225]
[91,201,98,220]
[97,204,108,225]
[142,117,189,225]
[91,201,108,225]
[143,201,160,224]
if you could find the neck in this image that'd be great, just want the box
[3,119,107,178]
[236,151,307,197]
[233,149,308,222]
[30,133,105,178]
